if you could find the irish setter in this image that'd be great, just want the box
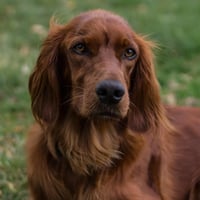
[27,9,200,200]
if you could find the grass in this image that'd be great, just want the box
[0,0,200,199]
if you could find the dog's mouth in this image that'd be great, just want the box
[100,112,119,119]
[92,110,122,121]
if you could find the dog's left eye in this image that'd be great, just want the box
[72,43,88,55]
[123,48,137,60]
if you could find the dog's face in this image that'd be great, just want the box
[29,10,161,131]
[62,11,139,120]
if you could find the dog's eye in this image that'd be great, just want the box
[73,43,87,55]
[123,48,137,60]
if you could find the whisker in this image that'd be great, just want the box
[63,85,85,91]
[88,101,98,114]
[129,101,137,110]
[62,94,83,105]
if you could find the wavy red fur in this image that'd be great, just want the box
[27,10,200,200]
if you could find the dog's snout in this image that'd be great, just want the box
[96,80,125,105]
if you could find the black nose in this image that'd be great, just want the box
[96,80,125,105]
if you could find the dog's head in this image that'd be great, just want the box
[29,10,162,132]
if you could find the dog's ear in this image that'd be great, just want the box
[129,35,163,132]
[29,20,69,124]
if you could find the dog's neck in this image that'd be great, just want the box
[55,109,142,175]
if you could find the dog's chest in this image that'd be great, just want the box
[65,169,160,200]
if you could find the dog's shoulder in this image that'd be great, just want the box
[165,106,200,133]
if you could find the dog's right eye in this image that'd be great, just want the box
[123,48,137,60]
[72,43,88,55]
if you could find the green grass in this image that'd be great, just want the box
[0,0,200,199]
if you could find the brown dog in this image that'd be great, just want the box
[27,9,200,200]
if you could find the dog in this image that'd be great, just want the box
[27,9,200,200]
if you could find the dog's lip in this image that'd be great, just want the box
[92,111,121,120]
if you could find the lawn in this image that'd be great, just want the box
[0,0,200,199]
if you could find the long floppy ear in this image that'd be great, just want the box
[29,21,68,124]
[129,35,163,132]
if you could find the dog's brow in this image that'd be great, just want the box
[73,30,87,37]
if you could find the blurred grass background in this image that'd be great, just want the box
[0,0,200,199]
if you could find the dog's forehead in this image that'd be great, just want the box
[72,10,129,26]
[68,10,133,39]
